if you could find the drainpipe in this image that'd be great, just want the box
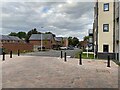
[113,1,116,60]
[118,1,120,62]
[96,1,98,58]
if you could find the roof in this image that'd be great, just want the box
[63,37,68,39]
[54,37,63,41]
[8,36,21,41]
[0,35,21,41]
[29,34,53,40]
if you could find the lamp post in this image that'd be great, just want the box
[41,33,42,51]
[86,46,88,58]
[94,44,96,59]
[40,27,44,51]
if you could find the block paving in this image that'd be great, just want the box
[1,55,119,88]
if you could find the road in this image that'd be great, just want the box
[24,49,80,58]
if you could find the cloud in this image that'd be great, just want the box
[1,2,94,40]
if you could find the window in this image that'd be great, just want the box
[103,24,109,32]
[104,3,109,11]
[103,45,109,52]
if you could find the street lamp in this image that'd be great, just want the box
[94,44,96,59]
[86,46,88,58]
[40,27,44,51]
[41,33,42,51]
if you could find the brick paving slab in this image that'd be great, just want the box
[1,55,119,88]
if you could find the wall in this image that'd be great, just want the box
[30,38,68,50]
[63,38,68,47]
[98,1,114,53]
[30,40,53,49]
[2,43,33,53]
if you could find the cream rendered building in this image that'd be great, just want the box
[93,0,120,61]
[98,1,114,58]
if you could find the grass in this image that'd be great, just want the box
[75,52,94,59]
[75,52,120,66]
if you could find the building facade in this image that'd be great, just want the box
[62,37,69,47]
[29,34,68,51]
[54,37,63,48]
[93,0,120,61]
[88,29,94,51]
[0,35,33,53]
[29,34,55,50]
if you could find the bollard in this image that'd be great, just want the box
[2,52,5,61]
[79,53,82,65]
[61,51,63,59]
[10,51,12,58]
[107,55,110,67]
[18,50,20,56]
[64,52,66,62]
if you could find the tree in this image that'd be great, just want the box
[27,28,38,36]
[17,32,26,39]
[9,32,26,40]
[72,37,79,47]
[9,32,17,36]
[68,37,73,46]
[68,37,79,47]
[45,32,52,34]
[83,36,89,41]
[25,28,41,42]
[45,32,56,37]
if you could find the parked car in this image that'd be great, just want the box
[0,48,2,55]
[67,46,74,50]
[38,46,45,51]
[60,47,67,50]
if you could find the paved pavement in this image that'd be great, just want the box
[2,55,119,88]
[24,49,80,58]
[0,55,2,90]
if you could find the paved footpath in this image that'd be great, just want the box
[1,55,119,88]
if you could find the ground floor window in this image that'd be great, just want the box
[103,45,109,52]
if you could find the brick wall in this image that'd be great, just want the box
[2,43,33,53]
[63,39,68,47]
[30,40,53,49]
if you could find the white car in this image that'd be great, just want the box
[60,47,67,50]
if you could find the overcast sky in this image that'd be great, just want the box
[1,1,94,40]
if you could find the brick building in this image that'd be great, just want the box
[0,35,33,53]
[62,37,68,47]
[29,34,56,51]
[54,37,63,49]
[29,34,68,51]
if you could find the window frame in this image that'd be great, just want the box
[103,44,109,52]
[103,24,109,32]
[103,3,109,11]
